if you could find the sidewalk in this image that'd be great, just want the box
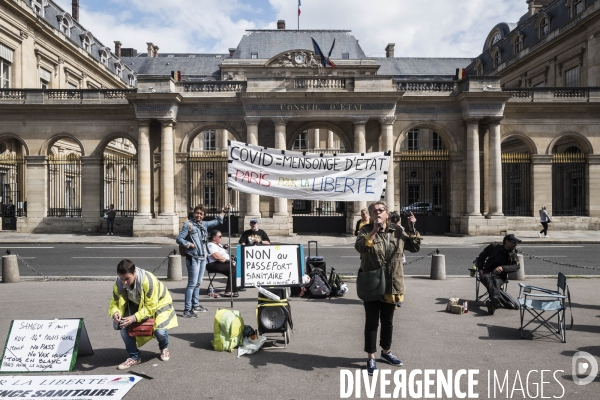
[2,230,600,245]
[1,276,598,399]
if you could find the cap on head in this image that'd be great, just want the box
[503,233,522,243]
[249,218,258,224]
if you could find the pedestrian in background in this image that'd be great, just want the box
[106,204,116,236]
[538,205,552,238]
[355,201,421,376]
[355,207,370,236]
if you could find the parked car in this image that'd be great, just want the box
[401,202,433,215]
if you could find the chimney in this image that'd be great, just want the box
[277,20,285,30]
[121,48,138,57]
[72,0,79,22]
[146,42,159,58]
[114,41,122,59]
[527,0,551,15]
[385,43,395,58]
[229,48,236,58]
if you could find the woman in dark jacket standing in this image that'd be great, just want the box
[355,201,421,376]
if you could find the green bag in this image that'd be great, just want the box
[212,308,244,352]
[356,232,390,302]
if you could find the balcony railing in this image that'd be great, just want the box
[0,89,136,104]
[183,81,246,93]
[503,87,598,102]
[293,78,347,89]
[395,81,456,93]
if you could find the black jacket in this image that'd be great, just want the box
[476,243,520,279]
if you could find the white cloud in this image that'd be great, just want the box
[53,0,527,57]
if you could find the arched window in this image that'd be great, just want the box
[491,32,501,46]
[408,129,419,150]
[570,0,584,18]
[540,18,549,37]
[513,35,523,55]
[79,32,93,53]
[98,48,109,66]
[492,48,501,68]
[56,13,73,36]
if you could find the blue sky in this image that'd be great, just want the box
[53,0,527,57]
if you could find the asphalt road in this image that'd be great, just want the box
[2,243,599,277]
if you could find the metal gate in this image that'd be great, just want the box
[48,153,81,217]
[0,153,26,230]
[188,151,239,234]
[398,150,450,234]
[292,200,347,234]
[103,154,137,217]
[502,153,531,216]
[552,152,587,216]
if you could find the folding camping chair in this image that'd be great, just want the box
[470,257,508,305]
[518,272,573,342]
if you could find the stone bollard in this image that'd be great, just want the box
[167,255,182,281]
[430,254,446,280]
[2,254,20,283]
[508,254,525,281]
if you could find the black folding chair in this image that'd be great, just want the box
[518,272,573,342]
[470,257,508,305]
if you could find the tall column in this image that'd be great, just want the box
[465,119,481,216]
[531,155,553,216]
[380,116,396,210]
[587,155,600,217]
[137,120,152,216]
[353,118,368,215]
[273,117,289,216]
[220,128,228,151]
[482,126,490,216]
[80,156,103,223]
[328,130,335,150]
[244,117,260,217]
[488,118,504,216]
[24,156,47,219]
[159,120,175,216]
[312,129,320,150]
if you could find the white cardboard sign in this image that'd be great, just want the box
[236,244,304,287]
[0,375,141,399]
[1,319,93,373]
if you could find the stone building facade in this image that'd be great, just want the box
[1,0,599,236]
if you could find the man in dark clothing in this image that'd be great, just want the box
[239,218,271,245]
[476,234,521,315]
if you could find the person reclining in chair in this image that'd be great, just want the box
[207,230,238,297]
[476,234,521,315]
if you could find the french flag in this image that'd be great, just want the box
[298,0,301,16]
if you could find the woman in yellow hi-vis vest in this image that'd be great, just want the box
[109,259,178,370]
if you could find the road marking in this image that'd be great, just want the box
[73,257,166,259]
[0,247,55,249]
[519,245,583,248]
[83,246,163,249]
[341,256,359,258]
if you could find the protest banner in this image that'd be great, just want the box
[236,244,304,288]
[1,319,93,373]
[227,140,390,201]
[0,375,141,400]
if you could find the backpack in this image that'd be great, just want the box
[178,222,193,257]
[212,308,244,352]
[306,268,331,298]
[328,268,347,297]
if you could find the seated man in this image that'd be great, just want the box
[206,230,238,297]
[239,218,270,246]
[476,234,521,315]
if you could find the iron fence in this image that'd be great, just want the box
[502,153,531,216]
[103,154,137,217]
[552,152,587,216]
[48,153,82,217]
[397,150,449,216]
[0,153,26,217]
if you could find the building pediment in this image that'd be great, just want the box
[265,50,322,68]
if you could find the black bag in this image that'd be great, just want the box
[356,267,386,302]
[499,289,520,310]
[328,268,346,297]
[306,268,331,298]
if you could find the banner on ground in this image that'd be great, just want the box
[227,140,390,201]
[0,375,141,399]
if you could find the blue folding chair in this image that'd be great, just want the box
[518,272,573,342]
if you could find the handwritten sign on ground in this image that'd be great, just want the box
[236,244,304,287]
[227,140,390,201]
[1,319,93,373]
[0,375,141,399]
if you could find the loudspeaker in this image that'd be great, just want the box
[257,304,289,333]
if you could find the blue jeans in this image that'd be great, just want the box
[107,218,115,233]
[184,256,207,311]
[120,328,168,360]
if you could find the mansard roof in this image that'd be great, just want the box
[231,29,367,59]
[372,57,473,77]
[122,55,223,79]
[26,0,132,84]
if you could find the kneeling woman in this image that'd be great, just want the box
[108,259,178,370]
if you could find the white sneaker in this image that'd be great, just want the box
[545,235,549,238]
[107,232,110,235]
[537,232,541,238]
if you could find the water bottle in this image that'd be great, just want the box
[209,287,215,298]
